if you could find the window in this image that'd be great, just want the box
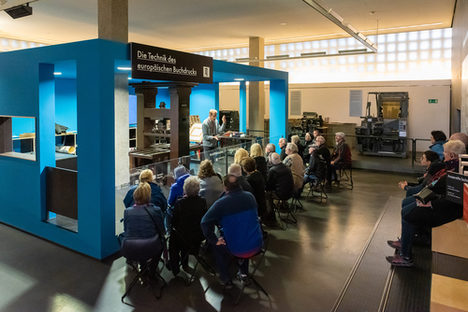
[0,116,36,161]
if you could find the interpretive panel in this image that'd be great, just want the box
[130,43,213,83]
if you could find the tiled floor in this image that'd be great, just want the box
[0,170,411,312]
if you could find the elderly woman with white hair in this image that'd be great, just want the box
[283,142,305,193]
[329,132,352,186]
[168,176,208,276]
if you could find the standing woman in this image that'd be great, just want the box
[250,143,268,182]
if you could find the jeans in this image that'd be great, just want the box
[213,244,249,283]
[405,184,424,198]
[400,218,416,258]
[401,196,417,219]
[304,173,318,185]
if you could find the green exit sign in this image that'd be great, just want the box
[428,99,438,104]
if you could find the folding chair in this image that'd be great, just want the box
[170,229,216,286]
[120,235,166,305]
[233,244,270,305]
[273,197,296,227]
[338,164,353,190]
[291,187,304,211]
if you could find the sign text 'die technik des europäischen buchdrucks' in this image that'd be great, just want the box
[136,50,197,77]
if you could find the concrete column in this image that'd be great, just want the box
[98,0,128,43]
[114,74,129,186]
[248,36,265,135]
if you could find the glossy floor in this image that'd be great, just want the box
[0,170,411,312]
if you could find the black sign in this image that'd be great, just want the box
[130,43,213,83]
[446,172,468,205]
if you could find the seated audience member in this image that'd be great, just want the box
[265,143,276,159]
[304,132,313,146]
[304,136,330,186]
[169,176,208,276]
[303,132,313,163]
[198,160,223,208]
[279,138,287,161]
[228,163,253,193]
[166,165,191,230]
[233,148,249,165]
[265,143,276,169]
[449,132,468,153]
[283,142,305,194]
[429,130,447,160]
[167,165,191,207]
[386,140,466,267]
[398,150,441,198]
[250,143,267,182]
[240,157,267,219]
[328,132,352,185]
[291,135,304,162]
[121,182,165,243]
[312,129,320,145]
[265,152,294,224]
[123,169,167,213]
[398,150,445,220]
[201,174,263,287]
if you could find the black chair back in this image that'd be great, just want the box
[121,234,163,262]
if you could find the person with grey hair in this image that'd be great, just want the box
[264,152,294,225]
[228,163,253,193]
[291,135,305,162]
[449,132,468,153]
[202,109,226,161]
[284,143,305,193]
[278,137,287,161]
[265,143,276,169]
[304,135,331,185]
[168,176,208,276]
[328,132,352,186]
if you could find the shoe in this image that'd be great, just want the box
[220,280,234,290]
[237,272,251,286]
[387,239,401,250]
[386,254,414,267]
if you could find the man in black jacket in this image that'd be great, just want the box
[264,152,294,225]
[304,136,331,186]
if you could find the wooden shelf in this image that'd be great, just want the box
[144,108,171,120]
[143,132,171,138]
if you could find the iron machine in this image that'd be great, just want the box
[355,92,409,158]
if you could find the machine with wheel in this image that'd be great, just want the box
[355,92,409,158]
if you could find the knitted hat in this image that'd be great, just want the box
[174,165,190,180]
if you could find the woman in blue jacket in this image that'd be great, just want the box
[429,130,447,160]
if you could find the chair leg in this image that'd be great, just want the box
[234,249,269,305]
[121,268,146,304]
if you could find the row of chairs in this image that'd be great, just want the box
[120,228,270,306]
[273,166,354,228]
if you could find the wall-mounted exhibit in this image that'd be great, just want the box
[0,39,288,259]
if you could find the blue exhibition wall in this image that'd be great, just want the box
[55,78,77,132]
[0,39,128,259]
[190,83,217,121]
